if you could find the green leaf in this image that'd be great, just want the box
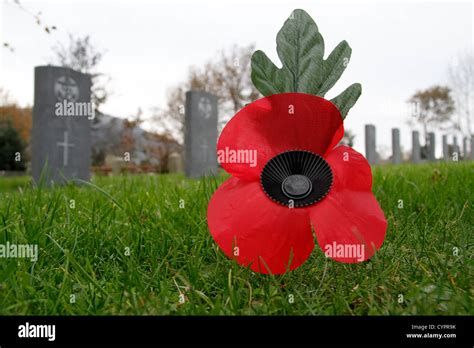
[251,50,284,96]
[330,83,362,119]
[251,9,362,118]
[318,40,352,97]
[275,9,324,93]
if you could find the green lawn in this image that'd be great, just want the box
[0,162,472,315]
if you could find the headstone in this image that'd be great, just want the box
[462,137,469,160]
[365,124,377,165]
[104,154,124,175]
[32,66,92,185]
[391,128,401,164]
[427,132,436,161]
[470,137,474,160]
[453,136,459,159]
[167,152,184,173]
[442,135,449,161]
[411,131,420,163]
[184,91,218,178]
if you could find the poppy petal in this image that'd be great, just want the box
[325,145,373,192]
[217,93,343,181]
[207,176,314,274]
[309,146,387,263]
[309,191,387,263]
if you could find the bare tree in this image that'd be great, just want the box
[51,34,110,115]
[448,52,474,137]
[408,85,455,143]
[152,44,260,143]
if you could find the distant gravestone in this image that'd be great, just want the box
[462,137,469,160]
[411,131,420,163]
[427,132,436,161]
[105,154,124,175]
[470,137,474,160]
[184,91,218,178]
[365,124,377,165]
[442,135,449,161]
[453,136,459,159]
[167,152,184,173]
[391,128,401,164]
[32,66,92,185]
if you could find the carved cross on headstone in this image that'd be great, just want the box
[200,141,210,163]
[56,131,75,167]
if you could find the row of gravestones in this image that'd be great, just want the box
[32,66,473,186]
[31,65,218,185]
[365,124,474,164]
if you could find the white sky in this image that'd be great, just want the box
[1,0,473,155]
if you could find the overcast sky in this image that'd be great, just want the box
[1,0,473,155]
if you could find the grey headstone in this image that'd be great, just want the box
[167,152,184,173]
[411,131,420,163]
[104,154,124,175]
[184,91,218,178]
[32,66,92,185]
[391,128,401,164]
[427,132,436,161]
[462,137,469,160]
[470,137,474,160]
[442,135,449,161]
[453,136,459,159]
[365,124,377,165]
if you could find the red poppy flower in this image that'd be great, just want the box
[207,93,387,274]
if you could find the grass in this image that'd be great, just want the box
[0,162,472,315]
[0,175,29,192]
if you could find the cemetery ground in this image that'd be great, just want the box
[0,162,472,315]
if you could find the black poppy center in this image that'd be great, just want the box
[282,175,312,199]
[260,150,333,208]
